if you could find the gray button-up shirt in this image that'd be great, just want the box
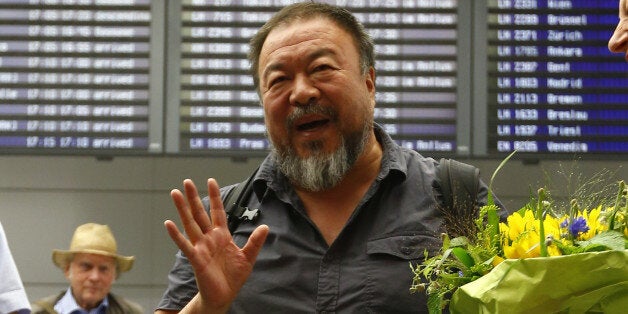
[157,125,497,313]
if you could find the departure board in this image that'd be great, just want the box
[485,0,628,155]
[170,0,468,155]
[2,0,626,157]
[0,0,162,154]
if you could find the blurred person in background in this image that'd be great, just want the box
[0,221,31,314]
[31,223,142,314]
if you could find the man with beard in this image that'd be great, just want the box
[155,3,500,313]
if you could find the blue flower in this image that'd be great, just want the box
[566,217,590,237]
[560,219,569,228]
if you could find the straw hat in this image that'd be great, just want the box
[52,223,134,273]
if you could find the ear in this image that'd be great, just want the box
[365,67,375,91]
[365,66,376,105]
[63,263,71,280]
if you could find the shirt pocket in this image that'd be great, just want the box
[363,234,441,314]
[367,233,442,259]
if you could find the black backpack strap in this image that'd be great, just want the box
[223,167,260,233]
[437,158,480,217]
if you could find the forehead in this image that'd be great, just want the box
[259,17,357,64]
[71,253,116,266]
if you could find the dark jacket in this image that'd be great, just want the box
[31,291,143,314]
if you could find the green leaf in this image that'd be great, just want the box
[449,236,470,248]
[608,180,626,231]
[537,188,549,257]
[485,205,501,251]
[427,292,443,314]
[451,247,475,269]
[487,150,517,206]
[441,233,451,250]
[576,230,626,251]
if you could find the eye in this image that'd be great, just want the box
[80,263,92,271]
[99,265,113,274]
[313,64,332,72]
[268,76,287,88]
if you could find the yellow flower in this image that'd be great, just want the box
[578,206,608,240]
[492,255,505,267]
[611,210,628,237]
[500,209,563,259]
[501,210,534,241]
[503,230,537,259]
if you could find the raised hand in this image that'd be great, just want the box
[164,178,269,313]
[609,0,628,60]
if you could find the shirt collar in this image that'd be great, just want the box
[54,287,109,314]
[372,122,408,180]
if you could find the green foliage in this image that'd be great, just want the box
[410,208,502,312]
[576,230,626,251]
[410,155,627,313]
[609,180,627,232]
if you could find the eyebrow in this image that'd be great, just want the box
[261,47,337,85]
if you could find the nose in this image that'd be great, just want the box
[87,268,101,280]
[289,74,319,106]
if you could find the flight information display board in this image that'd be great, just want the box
[172,0,465,155]
[2,0,626,158]
[0,0,161,154]
[486,0,628,155]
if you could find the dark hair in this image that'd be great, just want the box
[248,2,375,93]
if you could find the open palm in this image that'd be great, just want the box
[164,178,269,313]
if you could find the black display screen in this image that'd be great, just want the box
[172,0,464,155]
[0,0,160,154]
[1,0,626,158]
[486,0,628,155]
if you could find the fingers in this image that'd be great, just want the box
[169,177,263,259]
[242,225,269,264]
[184,179,213,234]
[609,19,628,56]
[164,220,194,255]
[207,178,228,228]
[169,178,230,243]
[170,187,204,243]
[170,178,216,243]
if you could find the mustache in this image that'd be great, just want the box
[286,102,338,129]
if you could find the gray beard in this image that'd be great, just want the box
[270,107,371,192]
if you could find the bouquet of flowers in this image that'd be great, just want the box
[410,154,628,314]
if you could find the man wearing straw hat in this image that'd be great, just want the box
[31,223,143,314]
